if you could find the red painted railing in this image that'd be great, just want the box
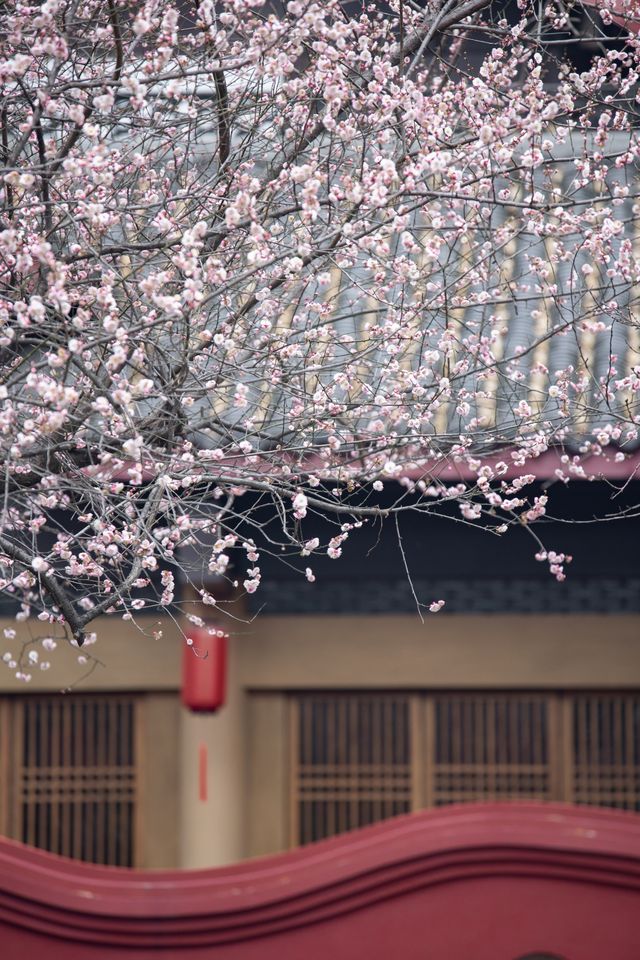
[2,803,640,959]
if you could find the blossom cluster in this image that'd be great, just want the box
[0,0,638,676]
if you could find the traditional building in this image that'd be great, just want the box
[0,471,638,869]
[1,0,639,875]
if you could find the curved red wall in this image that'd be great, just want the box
[1,803,640,959]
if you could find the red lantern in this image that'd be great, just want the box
[181,627,228,713]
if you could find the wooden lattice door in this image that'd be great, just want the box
[570,694,640,810]
[0,694,140,865]
[427,693,556,806]
[291,693,415,844]
[289,691,640,845]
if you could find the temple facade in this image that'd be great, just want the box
[0,477,638,869]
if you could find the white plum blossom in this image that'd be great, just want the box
[292,492,308,519]
[122,437,143,460]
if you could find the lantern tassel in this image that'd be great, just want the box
[199,741,208,802]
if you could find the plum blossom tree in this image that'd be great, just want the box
[0,0,639,676]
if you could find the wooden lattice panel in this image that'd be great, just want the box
[571,694,640,811]
[290,691,640,846]
[291,694,413,845]
[431,694,553,805]
[5,695,138,866]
